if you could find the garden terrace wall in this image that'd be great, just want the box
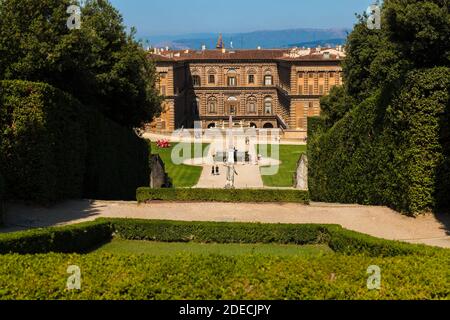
[308,68,450,215]
[0,80,149,204]
[136,188,310,204]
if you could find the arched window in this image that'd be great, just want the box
[227,69,237,87]
[208,97,217,114]
[247,96,257,114]
[264,97,273,115]
[264,70,273,86]
[263,123,274,129]
[249,123,258,129]
[192,75,201,87]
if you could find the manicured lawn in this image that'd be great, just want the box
[150,142,209,188]
[92,239,332,256]
[257,144,307,187]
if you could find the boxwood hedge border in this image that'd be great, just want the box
[136,188,310,204]
[0,218,445,257]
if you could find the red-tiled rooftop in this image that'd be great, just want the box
[149,47,345,62]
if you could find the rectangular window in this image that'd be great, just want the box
[319,73,324,78]
[298,85,303,94]
[248,74,255,84]
[209,102,216,113]
[298,73,303,78]
[264,75,273,86]
[309,85,313,94]
[161,85,166,96]
[228,77,237,86]
[193,76,201,86]
[309,73,314,79]
[319,85,324,95]
[329,73,334,78]
[248,102,256,113]
[209,75,215,84]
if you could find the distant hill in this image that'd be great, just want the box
[144,28,350,50]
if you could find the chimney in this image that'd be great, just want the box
[222,48,226,53]
[165,46,169,51]
[201,44,206,51]
[257,46,261,50]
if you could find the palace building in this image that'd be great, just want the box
[148,37,345,139]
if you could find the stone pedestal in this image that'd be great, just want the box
[294,154,308,190]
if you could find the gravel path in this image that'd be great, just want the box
[2,200,449,248]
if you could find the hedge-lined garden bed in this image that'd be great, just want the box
[1,250,449,300]
[136,188,310,204]
[0,218,444,257]
[0,219,448,300]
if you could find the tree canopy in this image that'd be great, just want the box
[0,0,161,128]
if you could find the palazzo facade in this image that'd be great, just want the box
[149,42,345,139]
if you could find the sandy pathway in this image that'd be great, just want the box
[2,200,449,248]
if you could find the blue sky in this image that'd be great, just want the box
[109,0,375,37]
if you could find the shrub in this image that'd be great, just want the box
[0,221,112,254]
[83,110,150,200]
[307,116,326,142]
[108,219,330,245]
[0,81,87,203]
[0,252,449,300]
[0,80,150,203]
[0,172,4,224]
[136,188,310,204]
[308,68,450,215]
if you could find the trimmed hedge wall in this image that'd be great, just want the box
[0,221,112,254]
[136,188,310,204]
[0,81,86,203]
[83,109,149,200]
[308,68,450,215]
[307,116,326,142]
[0,218,444,258]
[109,219,330,245]
[0,172,4,225]
[0,80,149,203]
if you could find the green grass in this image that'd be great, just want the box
[257,144,307,187]
[92,239,332,256]
[150,142,209,188]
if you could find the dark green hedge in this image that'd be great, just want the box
[308,68,450,215]
[0,81,86,203]
[83,110,149,200]
[136,188,310,204]
[0,172,4,225]
[109,219,329,245]
[0,221,112,254]
[0,80,149,203]
[307,116,326,142]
